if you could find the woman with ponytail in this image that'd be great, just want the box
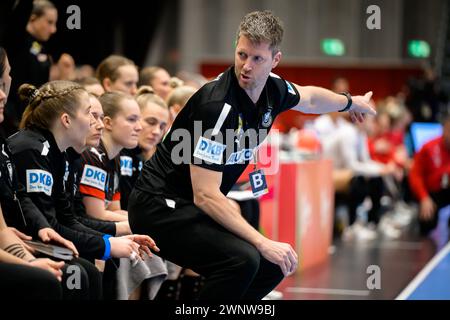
[0,46,66,300]
[119,86,169,209]
[75,90,168,300]
[7,80,159,299]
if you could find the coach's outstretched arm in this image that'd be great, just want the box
[291,85,377,122]
[190,165,298,277]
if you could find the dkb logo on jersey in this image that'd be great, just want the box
[26,169,54,196]
[80,165,107,191]
[193,137,226,164]
[249,169,268,197]
[120,156,133,177]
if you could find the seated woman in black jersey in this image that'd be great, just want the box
[0,47,102,300]
[76,91,167,300]
[67,93,132,236]
[0,45,63,300]
[77,91,142,222]
[7,81,158,275]
[119,86,169,210]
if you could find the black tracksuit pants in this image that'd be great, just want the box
[128,189,284,300]
[0,257,102,300]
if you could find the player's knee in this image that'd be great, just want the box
[235,245,260,276]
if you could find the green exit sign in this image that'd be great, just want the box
[321,39,345,56]
[408,40,430,58]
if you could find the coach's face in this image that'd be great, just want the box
[234,35,281,92]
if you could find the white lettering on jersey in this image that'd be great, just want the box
[225,149,254,165]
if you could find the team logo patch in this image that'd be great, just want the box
[6,162,13,181]
[41,141,50,156]
[193,137,226,164]
[286,81,296,95]
[26,169,53,196]
[261,109,273,128]
[80,165,107,191]
[120,156,133,177]
[226,149,254,165]
[2,145,13,180]
[270,72,281,79]
[90,147,105,162]
[63,161,69,182]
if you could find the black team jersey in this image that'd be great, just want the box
[134,66,300,201]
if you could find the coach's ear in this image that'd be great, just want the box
[272,51,282,69]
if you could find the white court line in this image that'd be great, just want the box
[396,241,450,300]
[286,287,370,297]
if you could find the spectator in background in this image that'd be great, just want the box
[75,64,96,81]
[331,76,350,94]
[50,53,76,81]
[166,85,196,129]
[2,0,57,136]
[77,76,105,97]
[97,55,139,96]
[409,113,450,238]
[405,66,448,123]
[169,76,184,89]
[314,77,398,240]
[139,66,172,100]
[314,111,397,240]
[368,102,414,206]
[176,70,208,90]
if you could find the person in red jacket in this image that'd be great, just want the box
[409,114,450,236]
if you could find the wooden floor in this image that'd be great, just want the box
[276,228,438,300]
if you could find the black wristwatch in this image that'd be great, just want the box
[338,92,352,112]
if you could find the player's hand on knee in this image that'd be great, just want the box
[29,258,64,281]
[258,239,298,276]
[109,237,141,260]
[121,234,160,258]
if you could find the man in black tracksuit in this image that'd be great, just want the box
[128,11,376,300]
[119,146,144,210]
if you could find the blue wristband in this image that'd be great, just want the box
[102,234,112,260]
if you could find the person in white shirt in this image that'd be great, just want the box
[314,112,395,240]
